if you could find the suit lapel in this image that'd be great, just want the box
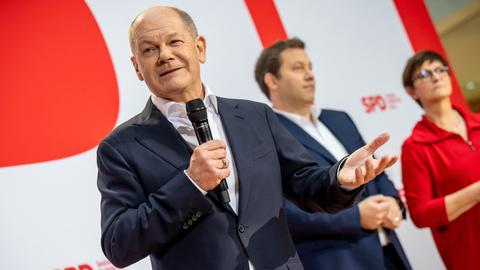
[276,113,337,164]
[217,98,261,218]
[319,111,376,197]
[134,99,238,213]
[319,111,357,153]
[134,99,192,170]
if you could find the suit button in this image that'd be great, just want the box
[195,211,202,218]
[182,223,188,230]
[192,215,198,221]
[187,219,193,225]
[238,224,245,233]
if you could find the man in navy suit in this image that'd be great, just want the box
[254,38,412,270]
[97,7,398,270]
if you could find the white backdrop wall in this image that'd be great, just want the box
[0,1,448,269]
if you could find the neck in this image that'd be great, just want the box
[167,82,204,103]
[423,98,454,124]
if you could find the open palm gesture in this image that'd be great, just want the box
[338,133,398,189]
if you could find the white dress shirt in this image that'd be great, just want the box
[274,107,390,246]
[152,84,258,269]
[151,84,239,214]
[274,107,349,161]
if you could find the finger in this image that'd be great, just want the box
[389,216,401,228]
[364,158,375,182]
[210,159,229,169]
[373,156,389,175]
[367,194,386,202]
[206,148,227,160]
[386,209,397,220]
[376,156,396,172]
[385,155,399,168]
[355,167,363,186]
[393,209,403,220]
[387,200,402,214]
[217,167,231,180]
[364,133,390,154]
[393,214,402,224]
[384,220,399,229]
[394,216,402,223]
[202,140,227,150]
[377,201,391,213]
[221,159,230,169]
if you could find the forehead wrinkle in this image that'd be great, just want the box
[137,31,181,43]
[133,26,184,52]
[130,8,183,50]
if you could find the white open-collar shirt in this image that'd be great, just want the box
[274,106,390,246]
[151,84,239,214]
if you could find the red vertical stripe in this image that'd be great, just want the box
[244,0,468,109]
[393,0,469,110]
[244,0,288,48]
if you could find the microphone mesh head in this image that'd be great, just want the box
[186,98,208,123]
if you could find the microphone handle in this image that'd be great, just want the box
[194,122,230,204]
[193,122,213,142]
[215,180,230,204]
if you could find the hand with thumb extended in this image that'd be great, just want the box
[338,133,398,189]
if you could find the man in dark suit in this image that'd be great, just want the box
[97,7,398,270]
[254,38,412,270]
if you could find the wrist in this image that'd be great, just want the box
[184,170,208,195]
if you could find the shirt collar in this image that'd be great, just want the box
[151,83,219,119]
[273,106,322,125]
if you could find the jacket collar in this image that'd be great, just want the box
[275,112,337,164]
[217,98,262,217]
[411,105,480,143]
[132,97,261,217]
[133,98,193,170]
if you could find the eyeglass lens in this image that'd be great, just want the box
[417,66,449,80]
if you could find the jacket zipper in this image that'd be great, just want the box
[466,140,476,151]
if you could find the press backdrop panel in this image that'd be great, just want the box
[0,1,455,269]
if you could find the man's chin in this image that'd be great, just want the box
[155,82,199,99]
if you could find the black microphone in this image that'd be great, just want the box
[186,98,230,205]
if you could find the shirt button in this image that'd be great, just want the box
[238,224,245,233]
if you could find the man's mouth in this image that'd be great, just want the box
[159,67,182,77]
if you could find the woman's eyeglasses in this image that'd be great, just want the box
[413,66,449,83]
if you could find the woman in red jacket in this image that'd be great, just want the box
[401,50,480,270]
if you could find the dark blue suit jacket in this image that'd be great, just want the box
[276,109,412,270]
[97,98,363,270]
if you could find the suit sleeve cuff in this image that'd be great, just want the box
[393,196,407,219]
[184,170,208,195]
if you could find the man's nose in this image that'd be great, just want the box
[157,46,175,64]
[305,69,315,80]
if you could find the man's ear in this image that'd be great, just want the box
[131,56,144,81]
[264,72,278,94]
[196,35,206,64]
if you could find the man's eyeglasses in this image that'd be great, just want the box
[413,66,449,83]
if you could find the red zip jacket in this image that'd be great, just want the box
[401,106,480,270]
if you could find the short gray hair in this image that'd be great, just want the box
[128,6,198,53]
